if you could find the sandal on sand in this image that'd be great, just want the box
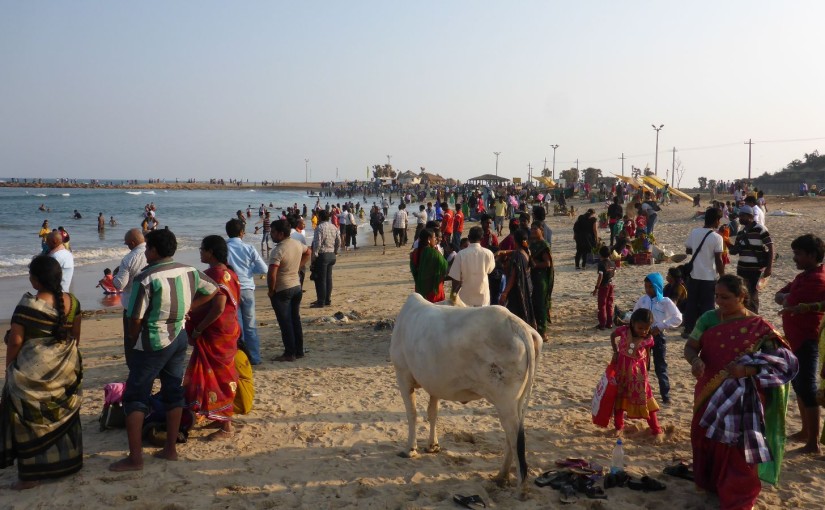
[628,476,667,492]
[559,485,578,504]
[452,494,486,509]
[585,486,608,499]
[663,462,694,481]
[535,470,568,488]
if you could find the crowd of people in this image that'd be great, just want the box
[3,181,825,510]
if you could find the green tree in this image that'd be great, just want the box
[583,167,602,185]
[372,164,396,179]
[560,167,579,184]
[697,177,708,190]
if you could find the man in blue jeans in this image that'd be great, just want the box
[268,219,311,361]
[226,218,268,364]
[110,229,217,472]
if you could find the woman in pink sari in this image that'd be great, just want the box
[184,235,241,440]
[683,275,797,510]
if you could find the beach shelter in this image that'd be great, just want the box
[641,175,693,201]
[531,176,557,188]
[613,174,654,192]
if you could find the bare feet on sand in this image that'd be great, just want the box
[11,480,39,490]
[109,457,143,472]
[787,430,806,442]
[153,449,179,461]
[207,429,233,441]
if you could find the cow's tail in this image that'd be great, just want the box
[516,324,542,483]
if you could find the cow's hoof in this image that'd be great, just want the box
[426,444,441,454]
[398,449,418,459]
[492,474,511,488]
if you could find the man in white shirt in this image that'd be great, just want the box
[744,196,765,226]
[113,228,148,356]
[392,204,408,248]
[682,207,725,338]
[47,230,74,292]
[448,226,496,306]
[633,272,683,404]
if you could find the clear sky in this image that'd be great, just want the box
[2,1,823,187]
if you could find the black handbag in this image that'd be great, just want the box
[679,230,714,281]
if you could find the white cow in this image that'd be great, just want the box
[390,293,543,487]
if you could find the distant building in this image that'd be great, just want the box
[397,171,421,185]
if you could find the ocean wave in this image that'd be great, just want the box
[61,193,70,196]
[126,191,142,195]
[144,190,156,195]
[34,193,47,197]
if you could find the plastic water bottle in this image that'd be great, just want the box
[610,439,625,474]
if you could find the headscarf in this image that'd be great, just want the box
[645,272,664,302]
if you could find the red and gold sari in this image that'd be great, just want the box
[184,266,241,422]
[691,312,793,510]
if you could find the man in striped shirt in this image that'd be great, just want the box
[110,229,218,472]
[727,205,773,313]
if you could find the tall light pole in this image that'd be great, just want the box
[550,144,559,180]
[744,139,754,181]
[386,154,392,166]
[652,124,664,176]
[493,151,501,176]
[304,158,309,183]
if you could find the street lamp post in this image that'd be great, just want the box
[550,144,558,180]
[652,124,664,176]
[304,158,309,183]
[493,152,501,176]
[386,154,392,166]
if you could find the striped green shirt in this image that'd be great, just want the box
[128,261,218,351]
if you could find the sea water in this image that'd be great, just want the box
[0,187,352,319]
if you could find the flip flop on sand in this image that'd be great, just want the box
[559,485,578,504]
[627,476,667,492]
[452,494,486,509]
[535,470,570,488]
[663,462,694,481]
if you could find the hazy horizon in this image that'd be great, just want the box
[2,1,824,187]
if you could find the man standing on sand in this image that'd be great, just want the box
[775,234,825,455]
[448,226,496,306]
[47,230,74,292]
[727,205,773,313]
[112,228,148,352]
[226,218,268,365]
[681,207,725,338]
[110,229,218,472]
[311,210,340,307]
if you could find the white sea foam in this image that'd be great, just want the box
[126,191,142,195]
[61,193,70,196]
[34,193,47,197]
[144,190,156,195]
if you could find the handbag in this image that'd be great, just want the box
[99,382,127,431]
[679,230,713,281]
[591,362,618,428]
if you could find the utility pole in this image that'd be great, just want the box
[493,152,501,176]
[619,153,626,176]
[550,144,559,180]
[671,147,677,187]
[543,157,548,177]
[652,124,664,175]
[744,139,753,181]
[386,154,392,166]
[304,158,309,183]
[528,162,532,184]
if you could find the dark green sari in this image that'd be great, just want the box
[529,239,554,336]
[410,246,448,302]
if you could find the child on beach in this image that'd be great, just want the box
[592,246,615,329]
[623,214,635,239]
[609,308,662,435]
[663,267,688,312]
[96,268,121,294]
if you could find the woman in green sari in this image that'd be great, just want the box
[529,221,554,340]
[1,256,83,490]
[410,228,448,303]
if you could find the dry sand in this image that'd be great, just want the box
[1,195,824,509]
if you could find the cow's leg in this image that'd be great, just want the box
[492,401,521,487]
[396,372,419,458]
[426,395,441,453]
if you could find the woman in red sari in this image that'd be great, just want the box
[683,275,798,510]
[184,235,241,440]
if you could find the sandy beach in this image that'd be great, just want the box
[1,194,824,509]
